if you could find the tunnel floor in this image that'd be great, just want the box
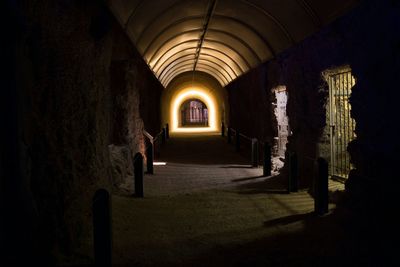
[110,134,381,267]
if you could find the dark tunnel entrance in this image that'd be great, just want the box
[180,99,209,127]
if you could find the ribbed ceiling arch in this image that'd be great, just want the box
[108,0,359,87]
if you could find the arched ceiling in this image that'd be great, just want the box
[108,0,359,87]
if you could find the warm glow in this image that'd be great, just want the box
[171,88,218,133]
[153,162,167,166]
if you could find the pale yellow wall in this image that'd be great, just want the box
[161,72,228,133]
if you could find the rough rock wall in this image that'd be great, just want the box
[108,25,163,195]
[226,0,400,202]
[3,0,163,265]
[13,1,115,264]
[226,64,276,143]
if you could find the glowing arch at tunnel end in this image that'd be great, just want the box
[171,87,218,133]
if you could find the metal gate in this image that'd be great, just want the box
[328,69,356,180]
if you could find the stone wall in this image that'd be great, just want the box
[227,64,276,144]
[2,0,163,265]
[226,0,400,206]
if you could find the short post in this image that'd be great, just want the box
[146,141,154,174]
[287,151,298,193]
[315,157,329,215]
[93,189,112,267]
[263,143,272,176]
[290,151,298,192]
[235,130,240,152]
[133,152,144,198]
[165,123,169,139]
[251,138,259,167]
[227,127,232,144]
[221,122,225,137]
[161,128,166,145]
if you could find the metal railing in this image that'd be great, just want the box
[224,125,272,176]
[328,70,356,180]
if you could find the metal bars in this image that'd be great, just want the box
[328,70,356,179]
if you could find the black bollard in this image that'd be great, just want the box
[286,151,298,193]
[263,143,272,176]
[235,130,240,152]
[133,152,144,198]
[286,151,291,193]
[93,189,112,267]
[227,127,232,144]
[221,122,225,137]
[315,157,329,215]
[161,128,166,145]
[146,141,154,175]
[165,123,169,139]
[289,151,298,192]
[251,138,259,167]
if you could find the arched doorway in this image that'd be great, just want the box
[161,71,229,133]
[180,99,208,127]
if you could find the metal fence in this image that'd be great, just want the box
[328,70,356,180]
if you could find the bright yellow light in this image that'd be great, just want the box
[171,88,217,133]
[153,162,167,166]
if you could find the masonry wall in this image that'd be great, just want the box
[226,0,400,209]
[2,0,163,265]
[227,65,276,144]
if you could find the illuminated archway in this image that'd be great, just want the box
[171,87,218,133]
[161,71,228,135]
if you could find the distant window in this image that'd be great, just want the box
[180,99,208,127]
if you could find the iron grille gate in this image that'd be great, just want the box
[328,70,356,180]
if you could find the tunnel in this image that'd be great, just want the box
[2,0,400,266]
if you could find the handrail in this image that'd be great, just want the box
[225,126,271,171]
[239,133,253,141]
[143,130,154,143]
[228,127,260,143]
[153,129,164,142]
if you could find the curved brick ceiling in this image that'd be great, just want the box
[108,0,359,87]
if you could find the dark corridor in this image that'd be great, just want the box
[1,0,400,266]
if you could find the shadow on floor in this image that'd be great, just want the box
[263,212,315,227]
[231,175,266,182]
[173,209,395,267]
[220,165,254,169]
[233,174,288,195]
[112,207,394,267]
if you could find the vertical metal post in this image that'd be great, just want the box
[93,189,112,267]
[329,76,335,177]
[133,153,144,198]
[165,123,169,139]
[154,136,160,158]
[263,143,272,176]
[287,151,298,192]
[251,138,259,167]
[336,74,340,176]
[315,157,329,215]
[227,127,232,144]
[161,128,166,145]
[146,141,154,174]
[221,122,225,137]
[235,130,240,152]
